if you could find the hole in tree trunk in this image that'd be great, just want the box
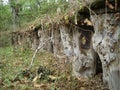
[95,52,103,75]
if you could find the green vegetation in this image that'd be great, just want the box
[0,0,111,90]
[0,46,70,90]
[0,0,69,31]
[0,46,108,90]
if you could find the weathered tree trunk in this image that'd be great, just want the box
[91,13,120,90]
[72,29,96,78]
[60,25,73,57]
[60,25,96,78]
[53,27,62,55]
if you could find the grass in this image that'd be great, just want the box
[0,46,38,89]
[0,46,108,90]
[0,46,70,90]
[0,47,29,88]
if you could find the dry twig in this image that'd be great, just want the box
[28,37,53,70]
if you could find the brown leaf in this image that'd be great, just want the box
[80,87,85,90]
[48,75,57,80]
[81,36,86,45]
[84,18,93,26]
[34,83,47,88]
[32,76,39,82]
[106,0,114,9]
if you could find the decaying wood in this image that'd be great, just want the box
[91,13,120,90]
[59,19,96,78]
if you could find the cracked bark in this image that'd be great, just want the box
[91,13,120,90]
[60,25,96,78]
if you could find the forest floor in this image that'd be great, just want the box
[0,46,109,90]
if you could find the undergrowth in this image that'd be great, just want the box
[0,46,108,90]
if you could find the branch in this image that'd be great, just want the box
[13,37,53,81]
[27,37,53,70]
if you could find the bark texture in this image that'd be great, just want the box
[60,24,96,78]
[72,29,96,78]
[60,25,73,57]
[91,13,120,90]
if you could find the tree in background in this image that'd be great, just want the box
[0,0,69,31]
[9,0,22,30]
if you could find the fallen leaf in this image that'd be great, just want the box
[80,87,85,90]
[34,83,47,88]
[106,0,114,9]
[81,36,86,45]
[84,18,93,26]
[48,75,57,80]
[32,76,39,82]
